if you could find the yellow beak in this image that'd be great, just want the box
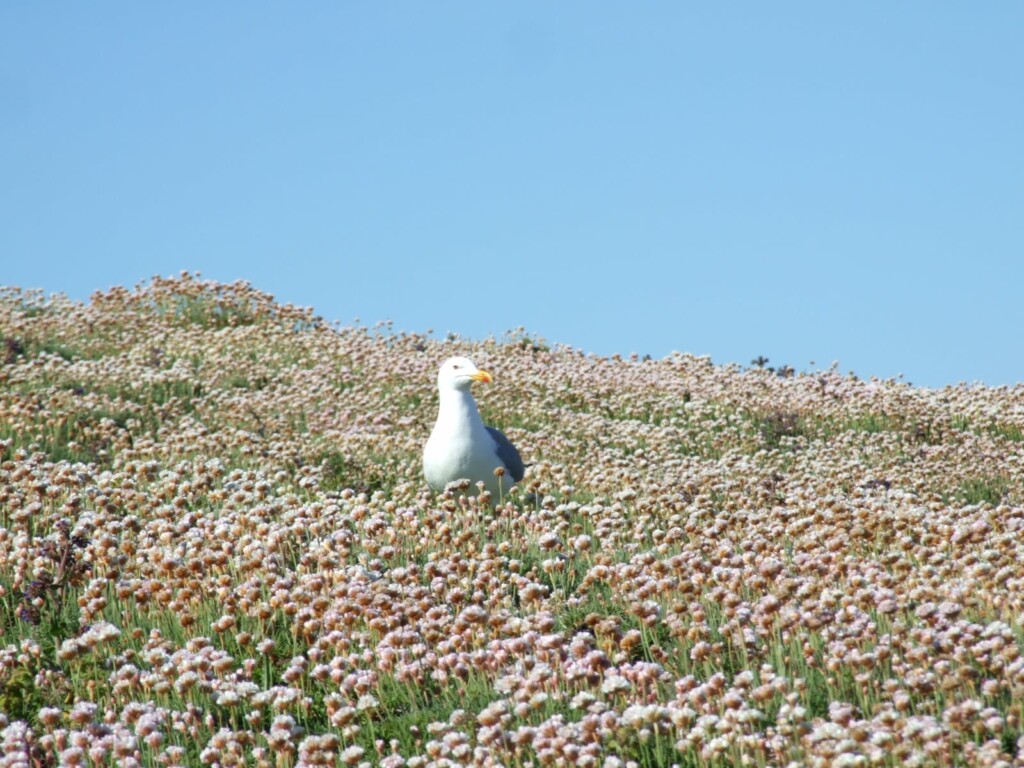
[471,369,493,384]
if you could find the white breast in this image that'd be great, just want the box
[422,388,511,497]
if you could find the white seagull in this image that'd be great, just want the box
[423,356,525,499]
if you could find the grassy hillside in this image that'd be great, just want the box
[1,274,1023,767]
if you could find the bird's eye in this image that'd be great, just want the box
[452,364,461,370]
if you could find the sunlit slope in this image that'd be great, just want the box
[1,274,1022,766]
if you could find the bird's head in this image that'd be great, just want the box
[437,356,492,391]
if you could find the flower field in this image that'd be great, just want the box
[1,274,1023,767]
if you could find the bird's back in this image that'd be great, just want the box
[485,426,525,482]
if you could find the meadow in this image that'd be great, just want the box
[1,274,1022,767]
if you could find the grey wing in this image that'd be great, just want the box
[486,426,526,482]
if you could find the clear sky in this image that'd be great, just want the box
[2,4,1022,388]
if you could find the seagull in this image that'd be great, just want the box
[423,356,525,500]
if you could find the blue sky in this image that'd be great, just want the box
[2,4,1021,387]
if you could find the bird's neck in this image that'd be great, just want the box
[437,388,483,428]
